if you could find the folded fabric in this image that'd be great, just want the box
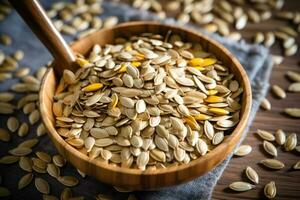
[0,1,273,199]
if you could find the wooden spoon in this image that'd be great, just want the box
[9,0,76,75]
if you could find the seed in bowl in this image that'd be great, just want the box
[53,32,243,170]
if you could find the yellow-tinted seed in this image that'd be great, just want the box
[189,58,204,67]
[201,58,217,67]
[208,90,218,95]
[76,58,89,67]
[125,45,132,51]
[109,93,118,108]
[204,96,224,103]
[194,66,205,71]
[194,114,212,121]
[82,83,103,92]
[135,53,145,60]
[184,116,200,130]
[118,64,127,73]
[131,61,141,67]
[208,108,230,115]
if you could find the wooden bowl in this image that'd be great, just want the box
[40,22,252,190]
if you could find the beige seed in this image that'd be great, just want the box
[0,92,14,102]
[0,155,19,164]
[47,163,60,178]
[286,71,300,82]
[18,173,33,189]
[196,139,208,156]
[63,69,76,84]
[53,155,66,167]
[245,166,259,184]
[57,176,79,187]
[234,145,252,156]
[263,141,277,157]
[285,44,298,56]
[0,128,10,142]
[7,117,19,132]
[284,133,297,151]
[229,181,255,192]
[204,120,214,140]
[35,178,50,194]
[272,85,286,99]
[136,151,149,170]
[285,108,300,118]
[260,98,271,110]
[19,156,33,172]
[29,109,40,125]
[0,34,12,45]
[18,122,29,137]
[257,129,275,141]
[36,151,51,163]
[15,67,30,78]
[37,123,47,137]
[135,99,146,114]
[18,138,39,149]
[103,16,118,28]
[9,147,32,156]
[260,159,285,169]
[14,50,24,61]
[288,82,300,92]
[275,129,286,145]
[264,181,276,199]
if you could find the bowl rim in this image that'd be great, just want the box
[40,21,252,176]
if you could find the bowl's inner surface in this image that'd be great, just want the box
[41,22,251,189]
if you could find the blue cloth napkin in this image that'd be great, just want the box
[0,1,273,199]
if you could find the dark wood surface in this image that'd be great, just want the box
[9,0,76,75]
[117,0,300,199]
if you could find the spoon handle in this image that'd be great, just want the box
[9,0,76,74]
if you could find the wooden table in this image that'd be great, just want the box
[120,0,300,199]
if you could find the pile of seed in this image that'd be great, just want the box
[53,32,243,170]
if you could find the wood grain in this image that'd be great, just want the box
[39,22,252,190]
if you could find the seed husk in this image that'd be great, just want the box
[18,173,33,189]
[35,178,50,194]
[284,133,297,151]
[264,181,276,199]
[272,85,286,99]
[58,176,79,187]
[18,122,29,137]
[229,181,255,192]
[263,141,277,157]
[47,163,60,178]
[257,129,275,141]
[260,98,271,110]
[234,145,252,156]
[19,156,33,172]
[7,117,19,132]
[260,159,285,169]
[53,155,66,167]
[0,155,19,164]
[0,128,10,142]
[275,129,286,146]
[288,82,300,92]
[285,108,300,118]
[286,71,300,82]
[9,147,32,156]
[18,138,39,148]
[245,166,259,184]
